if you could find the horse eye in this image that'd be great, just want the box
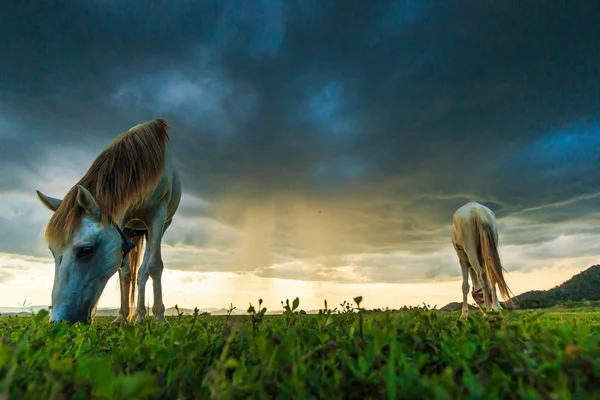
[77,246,94,259]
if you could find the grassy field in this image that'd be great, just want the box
[0,299,599,400]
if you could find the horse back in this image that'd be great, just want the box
[451,201,495,245]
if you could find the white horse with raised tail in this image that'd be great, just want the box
[36,118,182,325]
[451,201,514,318]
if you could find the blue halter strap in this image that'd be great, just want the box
[108,218,136,257]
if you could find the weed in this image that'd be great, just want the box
[247,298,267,337]
[281,297,300,328]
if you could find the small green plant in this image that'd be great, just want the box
[317,299,336,331]
[281,297,300,327]
[225,303,236,325]
[247,298,267,336]
[337,299,359,325]
[17,299,32,315]
[354,296,364,350]
[338,300,355,314]
[174,304,184,322]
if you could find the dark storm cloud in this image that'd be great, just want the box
[2,0,600,281]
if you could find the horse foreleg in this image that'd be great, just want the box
[149,257,167,325]
[135,205,169,325]
[134,244,152,324]
[91,301,99,320]
[149,218,171,325]
[113,257,131,325]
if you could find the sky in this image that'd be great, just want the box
[1,0,600,312]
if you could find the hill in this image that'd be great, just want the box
[441,265,600,310]
[511,264,600,308]
[439,302,478,312]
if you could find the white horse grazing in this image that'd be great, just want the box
[36,119,182,325]
[451,201,514,318]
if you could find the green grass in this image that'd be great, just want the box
[0,299,599,399]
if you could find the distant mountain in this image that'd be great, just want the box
[511,264,600,308]
[440,265,600,311]
[511,290,546,303]
[0,306,49,315]
[439,302,478,312]
[0,306,242,317]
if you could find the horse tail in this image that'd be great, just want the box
[128,233,145,320]
[472,210,514,306]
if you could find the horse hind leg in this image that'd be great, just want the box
[491,283,502,312]
[479,270,493,312]
[486,238,503,312]
[459,259,470,319]
[468,268,486,314]
[452,239,472,319]
[464,244,493,312]
[472,248,501,313]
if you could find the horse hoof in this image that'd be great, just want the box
[112,317,128,325]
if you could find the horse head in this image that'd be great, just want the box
[36,185,133,324]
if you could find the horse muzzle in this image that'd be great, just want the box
[49,297,93,325]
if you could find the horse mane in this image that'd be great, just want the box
[45,119,171,247]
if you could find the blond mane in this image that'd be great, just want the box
[45,119,171,247]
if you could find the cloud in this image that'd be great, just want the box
[0,263,31,285]
[0,265,30,271]
[1,1,600,287]
[179,273,207,285]
[0,271,14,284]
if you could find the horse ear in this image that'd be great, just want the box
[36,190,63,212]
[76,185,101,218]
